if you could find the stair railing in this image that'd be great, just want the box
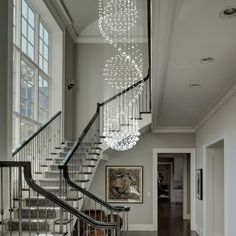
[0,161,118,236]
[59,0,151,234]
[58,74,150,236]
[12,111,62,184]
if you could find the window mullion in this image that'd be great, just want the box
[15,0,21,48]
[35,68,39,122]
[15,50,21,147]
[34,13,40,123]
[35,12,40,65]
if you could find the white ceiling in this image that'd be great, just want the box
[152,0,236,132]
[61,0,98,33]
[60,0,147,37]
[58,0,236,132]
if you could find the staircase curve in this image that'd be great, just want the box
[0,0,151,235]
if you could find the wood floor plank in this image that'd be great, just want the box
[127,199,198,236]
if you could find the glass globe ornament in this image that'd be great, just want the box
[104,130,140,151]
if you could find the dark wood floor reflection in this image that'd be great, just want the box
[128,199,198,236]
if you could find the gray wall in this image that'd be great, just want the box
[196,89,236,235]
[74,43,148,137]
[0,0,12,210]
[74,44,106,136]
[89,132,195,227]
[0,0,12,161]
[64,30,76,140]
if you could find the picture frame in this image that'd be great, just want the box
[196,169,203,200]
[106,166,143,203]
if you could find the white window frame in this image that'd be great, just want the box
[13,0,52,147]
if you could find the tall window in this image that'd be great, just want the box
[13,0,51,149]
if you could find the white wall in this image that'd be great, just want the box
[196,88,236,236]
[213,147,224,236]
[89,132,195,229]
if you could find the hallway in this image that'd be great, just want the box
[158,199,196,236]
[128,199,197,236]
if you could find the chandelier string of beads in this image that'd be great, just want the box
[98,0,145,151]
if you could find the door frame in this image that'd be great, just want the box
[153,148,196,231]
[203,132,229,236]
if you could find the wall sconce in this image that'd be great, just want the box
[68,80,75,90]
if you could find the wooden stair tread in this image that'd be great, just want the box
[82,165,95,168]
[140,111,151,114]
[88,152,100,156]
[85,158,98,161]
[75,179,90,183]
[131,117,142,120]
[77,172,93,175]
[91,147,102,150]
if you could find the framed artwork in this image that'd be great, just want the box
[196,169,203,200]
[106,166,143,203]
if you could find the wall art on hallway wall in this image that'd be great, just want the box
[196,169,203,200]
[106,166,143,203]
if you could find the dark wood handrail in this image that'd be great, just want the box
[59,0,151,214]
[12,111,61,157]
[59,165,130,213]
[0,161,117,229]
[59,104,100,166]
[99,74,149,106]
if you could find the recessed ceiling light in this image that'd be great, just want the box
[200,57,214,64]
[189,83,200,88]
[220,7,236,19]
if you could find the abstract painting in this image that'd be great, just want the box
[106,166,143,203]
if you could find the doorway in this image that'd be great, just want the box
[153,148,196,231]
[205,140,224,236]
[157,154,191,233]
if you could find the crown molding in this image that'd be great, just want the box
[195,77,236,131]
[154,127,196,133]
[151,0,182,131]
[50,0,78,41]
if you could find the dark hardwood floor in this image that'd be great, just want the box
[128,199,198,236]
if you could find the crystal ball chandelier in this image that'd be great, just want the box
[98,0,144,151]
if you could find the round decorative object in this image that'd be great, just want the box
[105,131,140,151]
[98,0,138,35]
[103,53,143,91]
[98,0,144,151]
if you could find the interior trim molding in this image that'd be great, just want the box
[183,214,191,220]
[50,0,78,40]
[195,77,236,131]
[196,225,203,236]
[153,148,196,231]
[196,225,204,236]
[155,127,196,133]
[151,0,182,131]
[128,224,155,231]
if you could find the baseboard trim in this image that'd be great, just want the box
[196,225,203,236]
[129,224,155,231]
[183,214,191,220]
